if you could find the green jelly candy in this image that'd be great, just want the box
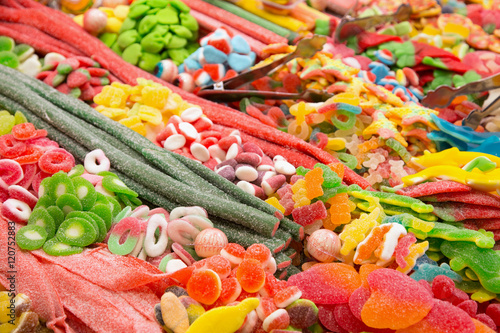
[156,7,179,25]
[315,185,348,202]
[28,207,56,239]
[386,138,411,163]
[148,0,168,7]
[117,29,140,49]
[151,24,169,36]
[168,48,189,65]
[138,15,158,35]
[49,172,75,201]
[337,152,358,170]
[52,73,66,87]
[158,253,178,272]
[139,52,162,72]
[0,114,15,135]
[186,41,199,53]
[0,36,15,52]
[296,166,311,176]
[47,206,65,230]
[56,193,83,215]
[331,109,356,130]
[114,206,132,224]
[100,33,118,48]
[314,19,329,36]
[96,192,110,205]
[163,32,173,47]
[119,17,137,34]
[70,88,81,99]
[147,7,161,15]
[168,0,190,13]
[72,176,97,211]
[90,203,112,230]
[0,51,19,69]
[86,211,108,242]
[43,237,83,256]
[68,164,85,178]
[97,171,118,178]
[314,163,342,188]
[13,44,34,62]
[166,35,186,49]
[14,111,27,125]
[116,193,142,208]
[141,32,165,53]
[128,4,150,19]
[169,25,192,39]
[34,194,55,210]
[16,225,48,251]
[107,217,141,255]
[111,41,123,57]
[179,12,198,31]
[122,43,142,65]
[462,156,497,173]
[66,211,99,237]
[105,195,122,219]
[56,217,97,247]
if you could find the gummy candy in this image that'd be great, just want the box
[187,268,222,305]
[244,244,271,265]
[339,208,380,256]
[304,167,323,200]
[218,277,241,305]
[237,259,266,293]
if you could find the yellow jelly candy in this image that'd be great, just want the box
[422,24,441,36]
[396,241,429,274]
[96,105,127,119]
[186,298,259,333]
[94,85,128,108]
[0,322,16,333]
[73,14,84,26]
[99,7,114,16]
[141,86,171,110]
[326,137,346,151]
[119,115,141,128]
[443,22,470,38]
[265,197,285,214]
[111,82,133,95]
[138,105,162,125]
[105,17,122,33]
[332,92,360,106]
[290,101,314,126]
[339,208,380,256]
[113,5,129,19]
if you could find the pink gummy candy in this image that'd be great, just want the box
[397,300,475,333]
[394,233,417,269]
[0,159,24,186]
[287,263,361,304]
[486,303,500,326]
[318,305,348,333]
[349,287,371,321]
[291,201,327,227]
[431,275,455,300]
[360,269,434,330]
[395,181,471,198]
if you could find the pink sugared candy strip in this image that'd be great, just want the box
[396,181,472,198]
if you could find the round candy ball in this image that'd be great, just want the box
[83,9,108,35]
[306,229,341,263]
[194,228,228,258]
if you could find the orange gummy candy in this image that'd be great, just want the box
[359,264,383,289]
[187,268,222,305]
[354,224,392,265]
[328,162,345,179]
[206,255,232,279]
[328,193,351,226]
[244,244,272,264]
[305,167,324,200]
[237,259,266,293]
[218,277,242,305]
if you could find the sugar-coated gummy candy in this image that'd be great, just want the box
[274,286,302,308]
[360,268,434,330]
[144,213,169,257]
[160,292,190,333]
[286,299,318,329]
[71,176,97,211]
[348,286,371,320]
[431,275,455,300]
[56,193,83,215]
[56,217,97,247]
[304,167,324,200]
[0,159,23,186]
[16,225,48,250]
[397,299,475,333]
[28,207,56,239]
[187,268,222,305]
[262,309,289,332]
[8,185,38,209]
[48,171,75,202]
[42,237,83,256]
[237,259,266,293]
[287,263,361,304]
[257,297,278,321]
[220,243,246,267]
[205,255,231,279]
[244,243,271,264]
[1,198,31,223]
[218,277,242,305]
[178,295,205,324]
[108,216,141,255]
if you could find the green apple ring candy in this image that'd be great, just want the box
[97,171,118,178]
[28,207,56,239]
[43,237,83,256]
[16,225,48,251]
[66,211,103,242]
[108,216,142,255]
[37,177,52,198]
[89,203,112,230]
[68,164,85,178]
[0,37,15,52]
[49,171,75,201]
[86,211,108,242]
[114,206,133,224]
[102,175,138,197]
[72,176,97,211]
[47,206,65,229]
[105,195,122,219]
[56,193,83,215]
[56,217,97,247]
[33,194,55,210]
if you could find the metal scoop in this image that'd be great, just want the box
[421,73,500,109]
[462,94,500,130]
[198,35,327,93]
[197,89,332,102]
[334,4,412,43]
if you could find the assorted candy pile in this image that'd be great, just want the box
[74,5,130,37]
[173,28,257,91]
[0,291,45,332]
[0,36,41,77]
[113,0,199,70]
[36,54,115,103]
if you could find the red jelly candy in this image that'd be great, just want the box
[205,255,232,279]
[0,159,24,186]
[236,259,266,293]
[0,135,26,158]
[218,277,241,305]
[318,305,348,333]
[274,286,302,308]
[349,287,372,321]
[186,268,222,305]
[11,123,36,140]
[291,201,328,227]
[26,137,58,151]
[38,148,75,174]
[31,171,51,196]
[486,303,500,326]
[0,185,8,203]
[475,313,497,331]
[432,275,455,300]
[457,300,478,318]
[244,244,272,264]
[13,145,44,165]
[257,297,278,321]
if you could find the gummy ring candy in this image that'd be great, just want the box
[288,120,311,141]
[38,148,75,174]
[13,145,44,165]
[84,149,110,174]
[0,134,26,158]
[144,214,169,257]
[107,217,141,255]
[337,152,358,170]
[0,159,24,186]
[11,123,47,141]
[331,110,356,131]
[1,198,32,223]
[16,225,48,251]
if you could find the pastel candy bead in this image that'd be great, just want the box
[194,227,228,257]
[231,35,250,55]
[170,206,208,220]
[144,214,169,257]
[16,225,48,250]
[228,53,253,72]
[56,217,97,247]
[1,198,31,223]
[235,164,258,182]
[108,216,141,255]
[84,149,110,174]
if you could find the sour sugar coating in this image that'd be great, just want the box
[236,258,266,293]
[410,263,462,283]
[107,216,141,255]
[422,222,495,249]
[218,277,241,305]
[262,309,289,332]
[244,243,271,265]
[187,268,222,305]
[361,269,434,330]
[286,299,318,329]
[339,208,380,256]
[304,167,324,200]
[220,243,246,267]
[396,241,429,274]
[205,255,231,279]
[326,192,351,229]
